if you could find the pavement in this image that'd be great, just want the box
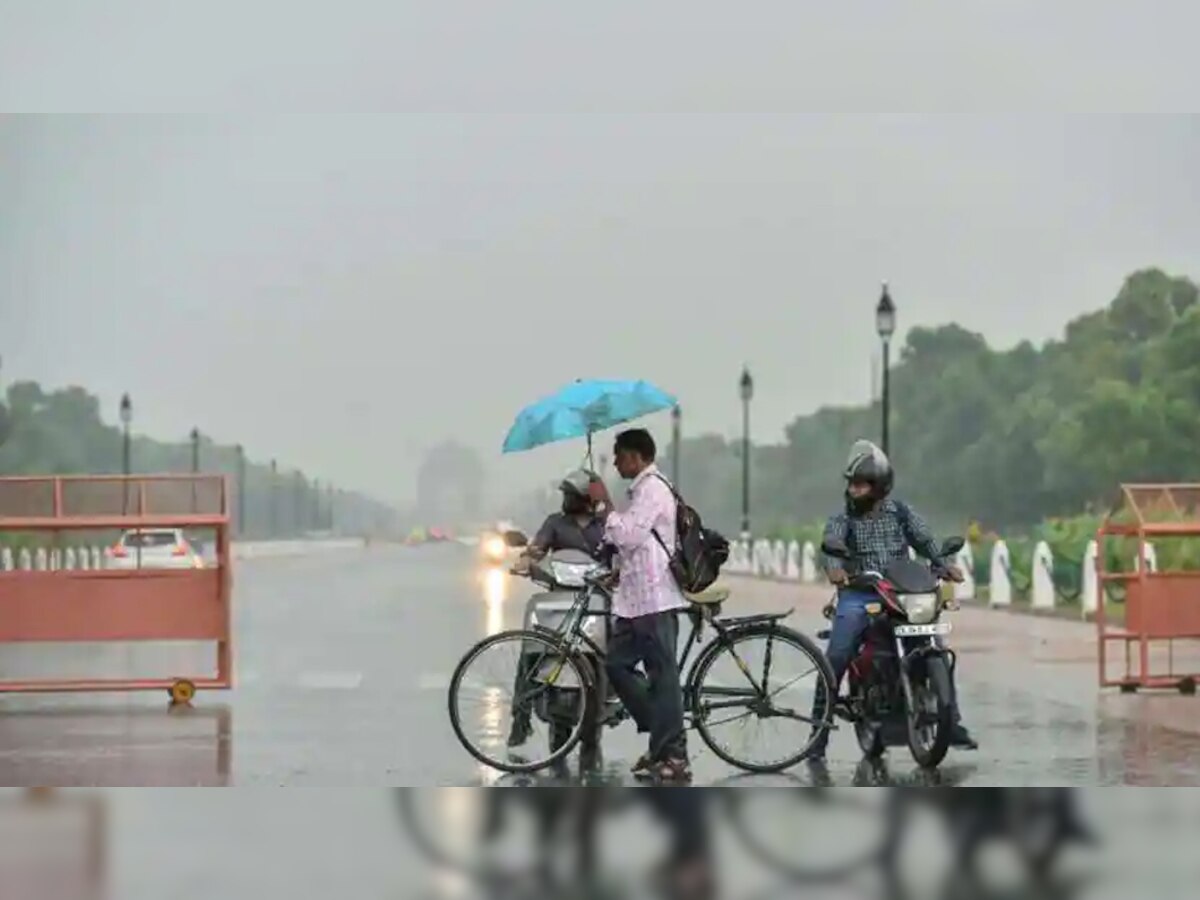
[1,542,1200,787]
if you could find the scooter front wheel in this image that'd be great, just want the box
[449,629,590,774]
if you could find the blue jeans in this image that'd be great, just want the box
[810,589,962,756]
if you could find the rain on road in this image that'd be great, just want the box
[1,543,1199,787]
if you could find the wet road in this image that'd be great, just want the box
[2,543,1200,786]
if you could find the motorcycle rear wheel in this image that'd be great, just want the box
[850,680,885,758]
[906,655,953,769]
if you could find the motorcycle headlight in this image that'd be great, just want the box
[483,536,506,559]
[902,593,940,625]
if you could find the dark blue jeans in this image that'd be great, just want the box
[605,611,688,762]
[810,589,962,756]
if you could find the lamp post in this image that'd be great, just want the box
[235,444,246,537]
[739,367,754,541]
[875,282,897,457]
[312,479,321,532]
[119,394,133,515]
[326,483,334,532]
[189,427,201,512]
[671,404,682,490]
[269,459,278,537]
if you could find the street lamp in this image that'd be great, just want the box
[671,405,682,490]
[875,282,897,456]
[235,444,246,537]
[189,427,201,513]
[269,459,278,537]
[739,367,754,541]
[119,393,133,515]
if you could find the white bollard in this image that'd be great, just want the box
[91,547,104,570]
[1,546,11,571]
[1081,540,1100,617]
[954,543,976,601]
[48,549,62,571]
[770,541,786,578]
[728,540,750,574]
[784,541,801,580]
[18,548,32,570]
[33,548,48,571]
[990,540,1012,608]
[802,542,818,583]
[1140,542,1158,574]
[63,547,77,570]
[752,539,772,577]
[1031,540,1055,610]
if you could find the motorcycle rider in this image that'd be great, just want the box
[808,440,978,762]
[507,468,609,749]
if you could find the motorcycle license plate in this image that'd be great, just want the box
[894,622,952,637]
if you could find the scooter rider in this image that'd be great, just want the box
[507,469,610,749]
[808,440,978,762]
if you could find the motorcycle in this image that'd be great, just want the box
[820,535,965,769]
[509,544,614,762]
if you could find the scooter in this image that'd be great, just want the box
[509,545,616,763]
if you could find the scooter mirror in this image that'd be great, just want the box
[504,530,530,548]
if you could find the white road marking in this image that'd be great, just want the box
[419,673,449,691]
[297,671,364,690]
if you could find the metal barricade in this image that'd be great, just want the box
[0,475,232,701]
[1097,484,1200,692]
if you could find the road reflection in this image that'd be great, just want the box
[481,566,507,638]
[396,787,1105,900]
[0,704,232,786]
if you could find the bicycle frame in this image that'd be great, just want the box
[522,578,796,721]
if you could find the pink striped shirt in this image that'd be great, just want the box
[603,465,688,619]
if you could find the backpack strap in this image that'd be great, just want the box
[649,473,679,558]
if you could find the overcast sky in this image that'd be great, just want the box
[2,3,1199,505]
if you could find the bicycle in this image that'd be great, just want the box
[447,562,837,776]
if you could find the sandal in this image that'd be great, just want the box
[653,757,693,783]
[630,754,655,777]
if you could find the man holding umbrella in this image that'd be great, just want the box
[589,428,693,783]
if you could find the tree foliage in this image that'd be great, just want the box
[678,268,1200,534]
[0,379,398,538]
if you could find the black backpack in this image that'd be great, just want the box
[652,476,730,593]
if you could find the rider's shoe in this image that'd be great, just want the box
[949,724,979,750]
[507,716,533,749]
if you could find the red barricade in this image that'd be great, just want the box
[0,475,232,700]
[1098,484,1200,692]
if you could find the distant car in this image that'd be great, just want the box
[107,529,204,570]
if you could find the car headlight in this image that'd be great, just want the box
[902,593,939,625]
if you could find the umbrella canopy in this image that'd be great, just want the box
[502,379,677,456]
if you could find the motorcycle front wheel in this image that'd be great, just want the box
[906,654,953,769]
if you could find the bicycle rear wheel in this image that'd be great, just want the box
[691,623,835,773]
[449,629,592,774]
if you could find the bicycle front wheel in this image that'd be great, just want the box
[691,624,835,773]
[449,628,592,774]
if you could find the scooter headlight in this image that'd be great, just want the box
[902,593,940,625]
[482,536,506,560]
[548,560,596,588]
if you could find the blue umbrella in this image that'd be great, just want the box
[502,379,678,460]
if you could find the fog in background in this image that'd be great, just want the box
[3,3,1199,512]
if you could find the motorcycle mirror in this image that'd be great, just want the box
[941,536,965,557]
[503,530,529,548]
[821,539,851,560]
